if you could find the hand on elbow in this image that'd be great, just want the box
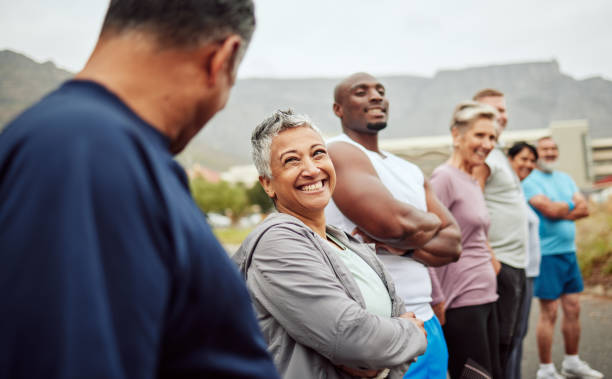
[399,312,427,338]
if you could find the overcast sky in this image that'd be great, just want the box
[1,0,611,80]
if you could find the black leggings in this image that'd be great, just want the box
[443,302,502,379]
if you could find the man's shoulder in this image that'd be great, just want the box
[2,82,164,165]
[326,135,375,172]
[386,151,424,175]
[485,146,506,162]
[483,147,508,172]
[327,134,366,156]
[523,169,546,185]
[7,82,128,137]
[552,170,573,181]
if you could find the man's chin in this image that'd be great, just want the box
[538,160,558,173]
[366,122,387,131]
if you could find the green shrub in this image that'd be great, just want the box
[576,199,612,280]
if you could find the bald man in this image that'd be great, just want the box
[325,72,462,379]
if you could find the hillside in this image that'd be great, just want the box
[0,50,72,127]
[2,49,611,169]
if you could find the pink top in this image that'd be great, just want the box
[429,163,499,310]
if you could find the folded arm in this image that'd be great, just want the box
[247,226,427,369]
[529,194,572,219]
[412,181,462,266]
[565,192,589,220]
[329,142,441,251]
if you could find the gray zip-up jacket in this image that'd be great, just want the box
[233,213,427,378]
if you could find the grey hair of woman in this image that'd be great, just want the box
[251,109,323,179]
[450,100,500,134]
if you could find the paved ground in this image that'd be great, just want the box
[521,294,612,378]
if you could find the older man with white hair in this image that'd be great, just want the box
[522,137,602,379]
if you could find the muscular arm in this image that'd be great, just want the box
[412,181,461,266]
[329,142,441,250]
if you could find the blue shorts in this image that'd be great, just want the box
[403,315,448,379]
[535,252,583,300]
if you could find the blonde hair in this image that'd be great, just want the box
[450,100,500,133]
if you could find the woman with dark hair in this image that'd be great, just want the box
[508,141,538,181]
[506,141,541,379]
[428,101,502,378]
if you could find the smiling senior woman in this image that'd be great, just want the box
[428,101,502,379]
[232,110,427,379]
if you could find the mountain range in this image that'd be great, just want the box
[2,49,611,170]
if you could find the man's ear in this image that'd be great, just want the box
[259,176,276,199]
[208,35,242,86]
[333,102,343,118]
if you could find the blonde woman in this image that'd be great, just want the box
[429,102,501,378]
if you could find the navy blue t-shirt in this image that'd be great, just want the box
[0,81,279,379]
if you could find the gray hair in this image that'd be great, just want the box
[450,100,500,133]
[251,110,322,179]
[101,0,255,57]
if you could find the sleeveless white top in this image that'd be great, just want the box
[325,134,433,320]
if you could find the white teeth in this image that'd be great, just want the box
[300,181,323,192]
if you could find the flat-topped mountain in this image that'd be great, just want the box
[2,50,610,169]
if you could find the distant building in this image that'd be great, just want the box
[186,163,221,182]
[221,165,259,186]
[378,119,610,190]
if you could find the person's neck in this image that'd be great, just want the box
[75,33,207,153]
[342,127,380,154]
[448,151,476,174]
[280,208,327,239]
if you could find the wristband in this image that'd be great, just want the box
[566,201,575,211]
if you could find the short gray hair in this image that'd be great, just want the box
[251,110,322,179]
[450,100,500,133]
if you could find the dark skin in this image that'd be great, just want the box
[330,73,457,376]
[330,73,461,266]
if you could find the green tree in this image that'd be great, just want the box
[190,177,219,213]
[190,178,251,226]
[247,182,274,214]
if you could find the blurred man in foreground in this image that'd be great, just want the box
[0,1,279,378]
[522,137,602,379]
[325,72,462,378]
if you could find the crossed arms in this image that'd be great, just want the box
[529,192,589,221]
[329,142,461,266]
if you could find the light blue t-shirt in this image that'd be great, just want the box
[522,169,578,256]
